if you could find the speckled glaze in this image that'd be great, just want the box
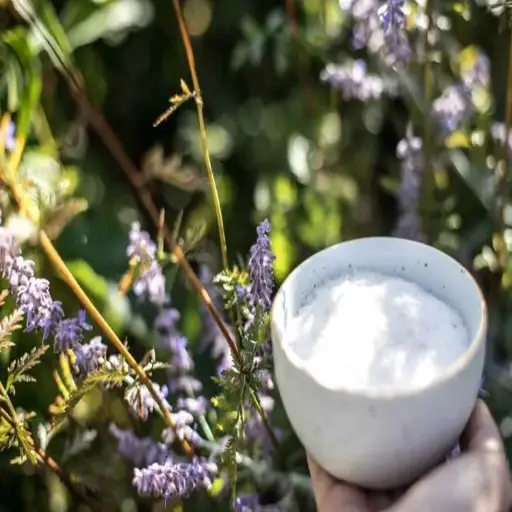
[271,237,487,490]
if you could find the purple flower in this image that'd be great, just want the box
[5,121,15,153]
[75,336,107,374]
[109,424,170,467]
[198,265,234,375]
[342,0,384,53]
[462,51,490,88]
[17,277,54,333]
[53,309,91,353]
[176,396,209,416]
[132,261,166,305]
[379,0,412,64]
[125,383,169,421]
[246,219,275,317]
[127,222,167,305]
[235,494,261,512]
[320,61,384,101]
[380,0,405,32]
[169,336,194,374]
[127,221,157,262]
[162,410,202,445]
[154,304,204,397]
[393,136,426,242]
[432,84,473,135]
[132,457,217,501]
[155,306,181,349]
[0,219,92,343]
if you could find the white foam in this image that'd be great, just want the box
[289,271,469,391]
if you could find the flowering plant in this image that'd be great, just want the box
[0,0,511,510]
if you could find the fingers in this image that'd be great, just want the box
[307,453,371,512]
[460,400,504,455]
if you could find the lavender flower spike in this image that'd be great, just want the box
[320,60,384,101]
[125,382,169,421]
[379,0,412,63]
[247,219,275,315]
[393,135,426,242]
[432,84,472,135]
[74,336,107,374]
[133,457,218,501]
[53,309,92,353]
[109,424,170,467]
[127,222,167,305]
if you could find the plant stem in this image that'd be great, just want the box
[25,41,273,449]
[171,0,228,272]
[421,0,434,241]
[1,134,193,458]
[248,387,280,451]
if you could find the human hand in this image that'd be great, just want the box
[307,400,512,512]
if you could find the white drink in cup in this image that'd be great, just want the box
[271,237,487,490]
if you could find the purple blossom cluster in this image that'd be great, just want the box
[235,494,261,511]
[379,0,411,64]
[154,306,204,407]
[125,382,170,421]
[245,219,276,326]
[462,51,491,89]
[338,0,411,63]
[393,135,426,242]
[109,424,171,467]
[133,456,218,501]
[0,216,92,354]
[127,222,166,305]
[432,84,473,135]
[110,424,217,502]
[320,60,384,102]
[340,0,384,53]
[198,265,234,376]
[4,121,15,152]
[74,336,107,374]
[432,50,491,136]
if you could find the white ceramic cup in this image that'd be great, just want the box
[271,237,487,490]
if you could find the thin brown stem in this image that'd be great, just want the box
[38,30,275,451]
[63,88,242,369]
[170,0,229,272]
[1,129,193,457]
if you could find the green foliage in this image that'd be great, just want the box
[6,344,49,394]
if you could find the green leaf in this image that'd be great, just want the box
[6,344,49,394]
[11,0,75,75]
[65,260,109,300]
[0,309,23,355]
[2,27,42,137]
[50,365,127,431]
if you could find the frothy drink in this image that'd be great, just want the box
[290,271,469,391]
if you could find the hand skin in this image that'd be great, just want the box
[307,400,512,512]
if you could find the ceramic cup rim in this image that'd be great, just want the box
[270,237,488,400]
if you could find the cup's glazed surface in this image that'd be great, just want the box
[271,237,487,489]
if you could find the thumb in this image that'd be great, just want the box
[307,454,370,512]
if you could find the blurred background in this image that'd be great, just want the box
[1,0,512,510]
